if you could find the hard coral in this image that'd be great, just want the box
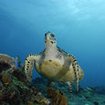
[47,88,68,105]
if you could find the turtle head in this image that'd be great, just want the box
[45,32,57,48]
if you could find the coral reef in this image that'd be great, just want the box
[0,54,50,105]
[0,69,50,105]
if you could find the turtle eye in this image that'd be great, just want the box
[50,34,55,37]
[45,33,47,37]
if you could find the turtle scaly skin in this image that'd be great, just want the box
[25,32,84,92]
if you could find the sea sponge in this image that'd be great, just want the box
[47,88,68,105]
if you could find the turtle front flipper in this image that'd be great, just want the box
[25,54,38,82]
[68,54,80,92]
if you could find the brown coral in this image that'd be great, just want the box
[47,88,68,105]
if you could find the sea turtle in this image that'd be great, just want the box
[25,32,84,92]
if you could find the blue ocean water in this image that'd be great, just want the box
[0,0,105,88]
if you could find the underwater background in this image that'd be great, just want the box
[0,0,105,89]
